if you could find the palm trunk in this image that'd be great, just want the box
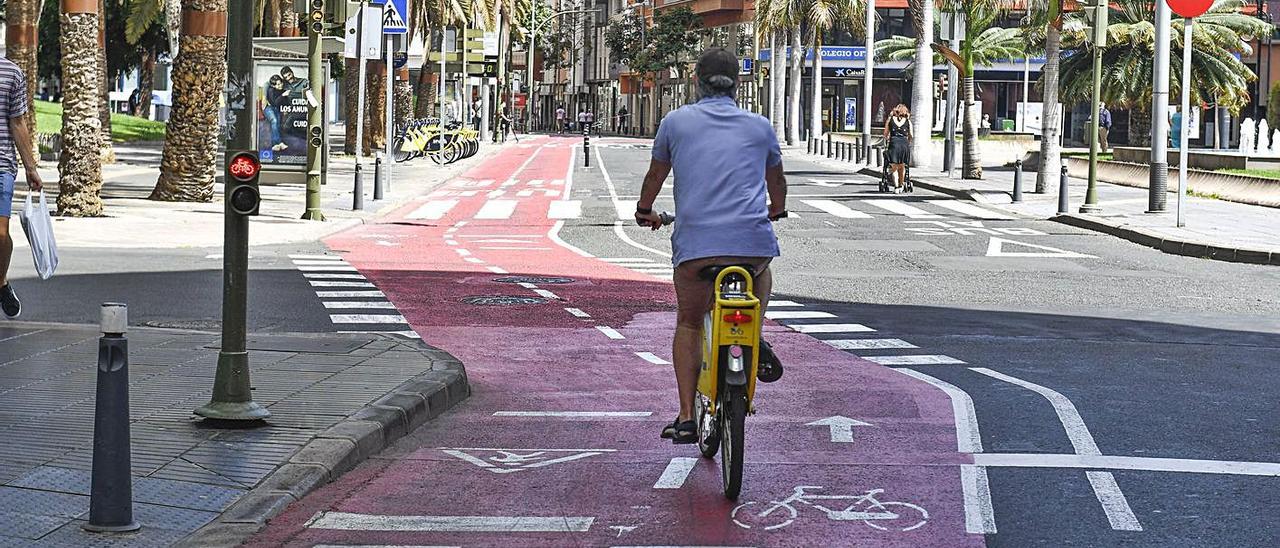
[786,27,802,145]
[1036,5,1063,193]
[138,49,156,118]
[98,0,114,163]
[962,74,982,179]
[769,31,783,138]
[5,0,42,163]
[394,68,413,126]
[810,32,823,140]
[263,0,280,36]
[910,0,934,168]
[58,5,104,216]
[345,58,359,154]
[150,0,227,202]
[364,61,387,155]
[280,0,298,37]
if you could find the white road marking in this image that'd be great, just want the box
[455,248,472,256]
[864,199,943,219]
[297,265,358,272]
[1087,471,1144,531]
[479,246,554,251]
[288,254,343,260]
[602,258,654,264]
[636,352,670,365]
[486,190,506,198]
[317,290,385,298]
[338,330,420,339]
[960,465,998,534]
[764,311,836,320]
[517,282,537,289]
[929,200,1014,220]
[973,452,1280,477]
[565,307,591,318]
[824,338,918,350]
[532,289,560,300]
[653,458,699,489]
[864,355,966,365]
[314,545,457,548]
[406,200,459,220]
[321,302,397,309]
[596,326,625,340]
[309,281,376,288]
[613,221,672,258]
[303,273,366,279]
[769,300,803,307]
[517,189,561,197]
[329,314,408,324]
[969,367,1100,455]
[786,323,875,334]
[487,266,509,274]
[801,199,873,219]
[459,234,543,238]
[474,200,518,219]
[493,411,652,417]
[806,416,872,443]
[546,146,596,258]
[986,237,1097,258]
[445,240,459,246]
[307,512,594,533]
[896,369,983,453]
[464,257,485,264]
[548,201,583,219]
[468,238,538,244]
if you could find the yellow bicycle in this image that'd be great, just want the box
[393,120,481,165]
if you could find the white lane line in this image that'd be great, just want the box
[307,512,594,533]
[517,282,538,289]
[765,311,836,320]
[303,273,366,279]
[309,281,376,288]
[338,330,421,339]
[601,258,654,264]
[317,290,385,298]
[969,368,1101,455]
[960,465,998,534]
[864,199,943,219]
[293,259,351,265]
[800,199,873,219]
[288,254,343,260]
[825,339,918,350]
[478,246,554,251]
[445,227,459,234]
[464,257,485,264]
[613,221,672,258]
[487,266,509,274]
[493,411,652,417]
[314,545,457,548]
[769,300,803,307]
[445,240,459,246]
[329,314,409,324]
[636,352,670,365]
[896,369,983,453]
[786,323,875,334]
[1087,471,1144,531]
[455,248,472,257]
[459,234,543,238]
[486,190,506,198]
[546,146,596,259]
[406,200,459,220]
[532,289,560,300]
[321,302,397,309]
[596,326,625,340]
[548,200,583,219]
[565,307,591,318]
[298,265,358,272]
[653,457,699,489]
[865,355,966,365]
[973,452,1280,477]
[929,200,1014,220]
[474,200,518,219]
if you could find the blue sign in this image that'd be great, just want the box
[740,58,754,74]
[379,0,407,34]
[759,46,867,62]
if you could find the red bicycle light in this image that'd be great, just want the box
[229,153,260,182]
[723,311,753,325]
[729,345,743,358]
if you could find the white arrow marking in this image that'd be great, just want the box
[986,237,1097,258]
[806,416,872,443]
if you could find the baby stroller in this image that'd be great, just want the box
[878,142,913,193]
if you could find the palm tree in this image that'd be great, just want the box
[99,0,115,163]
[150,0,227,202]
[5,0,42,162]
[786,27,803,144]
[805,0,862,140]
[755,0,785,138]
[906,0,934,167]
[58,0,105,216]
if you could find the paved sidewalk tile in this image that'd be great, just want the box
[0,323,464,546]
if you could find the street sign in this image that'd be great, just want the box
[343,6,383,59]
[1166,0,1213,18]
[393,51,408,69]
[740,58,753,75]
[379,0,407,34]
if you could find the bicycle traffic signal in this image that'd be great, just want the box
[227,151,261,216]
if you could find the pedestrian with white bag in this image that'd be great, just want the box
[0,57,45,318]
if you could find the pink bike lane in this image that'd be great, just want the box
[247,136,987,547]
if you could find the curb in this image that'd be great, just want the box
[856,166,1015,204]
[177,340,471,547]
[1052,214,1280,266]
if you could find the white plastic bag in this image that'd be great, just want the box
[18,190,58,280]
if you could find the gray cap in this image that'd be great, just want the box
[696,48,739,86]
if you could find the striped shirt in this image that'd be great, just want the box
[0,59,28,174]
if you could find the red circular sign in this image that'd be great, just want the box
[1166,0,1214,18]
[229,153,260,181]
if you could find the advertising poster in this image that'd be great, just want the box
[843,98,857,131]
[256,60,312,166]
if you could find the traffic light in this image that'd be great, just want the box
[310,125,323,150]
[227,152,261,216]
[309,0,325,34]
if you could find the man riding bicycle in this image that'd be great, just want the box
[634,48,788,445]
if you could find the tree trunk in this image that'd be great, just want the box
[786,27,802,145]
[98,0,115,163]
[962,75,982,179]
[364,61,387,155]
[6,0,42,163]
[910,0,934,168]
[279,0,298,37]
[1035,17,1062,193]
[58,6,104,216]
[138,48,156,118]
[810,33,823,140]
[414,58,436,119]
[1129,106,1151,147]
[769,31,783,139]
[151,0,227,202]
[345,57,360,154]
[394,68,413,127]
[492,7,509,135]
[263,0,280,36]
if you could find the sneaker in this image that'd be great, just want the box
[757,340,784,383]
[1,285,20,318]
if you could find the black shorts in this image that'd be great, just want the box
[887,137,910,165]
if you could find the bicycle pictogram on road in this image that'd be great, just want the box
[731,486,929,532]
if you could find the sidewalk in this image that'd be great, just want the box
[785,148,1280,266]
[0,321,468,546]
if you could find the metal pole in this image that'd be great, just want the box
[1020,53,1030,133]
[303,0,325,220]
[943,11,959,173]
[861,0,875,160]
[353,1,368,211]
[1178,18,1193,228]
[1013,158,1024,203]
[584,127,590,166]
[440,26,448,123]
[1081,1,1105,214]
[196,0,269,421]
[1149,0,1171,213]
[84,303,138,533]
[385,33,394,193]
[527,10,535,131]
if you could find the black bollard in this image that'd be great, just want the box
[856,142,864,163]
[373,155,384,201]
[353,163,364,211]
[1013,159,1024,203]
[583,129,591,167]
[1058,163,1070,215]
[84,303,139,533]
[826,133,833,159]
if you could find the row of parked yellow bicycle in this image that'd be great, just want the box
[392,119,480,165]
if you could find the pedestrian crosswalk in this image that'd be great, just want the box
[290,254,420,340]
[600,257,674,280]
[761,299,965,366]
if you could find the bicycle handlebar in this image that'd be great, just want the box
[636,210,787,228]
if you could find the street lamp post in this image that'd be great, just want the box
[1148,0,1171,213]
[861,0,875,161]
[1081,0,1107,214]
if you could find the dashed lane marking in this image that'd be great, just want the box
[548,201,583,219]
[492,411,653,417]
[864,199,944,219]
[565,307,591,318]
[474,199,518,219]
[306,512,595,533]
[297,265,359,272]
[321,301,397,309]
[309,281,376,288]
[653,457,699,489]
[532,289,561,300]
[406,199,459,220]
[303,273,367,279]
[824,338,918,350]
[486,266,509,274]
[636,352,670,365]
[960,465,998,534]
[928,200,1014,220]
[596,326,625,340]
[455,248,472,256]
[786,323,876,333]
[769,300,803,307]
[801,199,873,219]
[329,314,409,324]
[316,290,385,298]
[864,355,966,365]
[478,246,554,251]
[292,259,352,265]
[288,254,344,260]
[1087,471,1144,531]
[765,311,836,320]
[464,257,485,264]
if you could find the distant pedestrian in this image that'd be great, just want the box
[586,109,594,134]
[0,57,44,319]
[555,104,566,133]
[577,108,587,132]
[617,105,629,133]
[127,88,141,116]
[1098,103,1112,153]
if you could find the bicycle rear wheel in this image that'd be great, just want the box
[720,389,747,499]
[392,136,412,163]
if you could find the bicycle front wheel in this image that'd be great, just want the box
[720,389,747,499]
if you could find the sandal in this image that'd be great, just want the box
[660,416,679,439]
[758,340,784,383]
[671,419,698,445]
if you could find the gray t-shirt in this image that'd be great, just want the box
[652,96,781,266]
[0,59,29,174]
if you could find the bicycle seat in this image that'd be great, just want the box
[698,264,757,282]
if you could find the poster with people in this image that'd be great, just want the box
[844,98,857,131]
[256,61,311,166]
